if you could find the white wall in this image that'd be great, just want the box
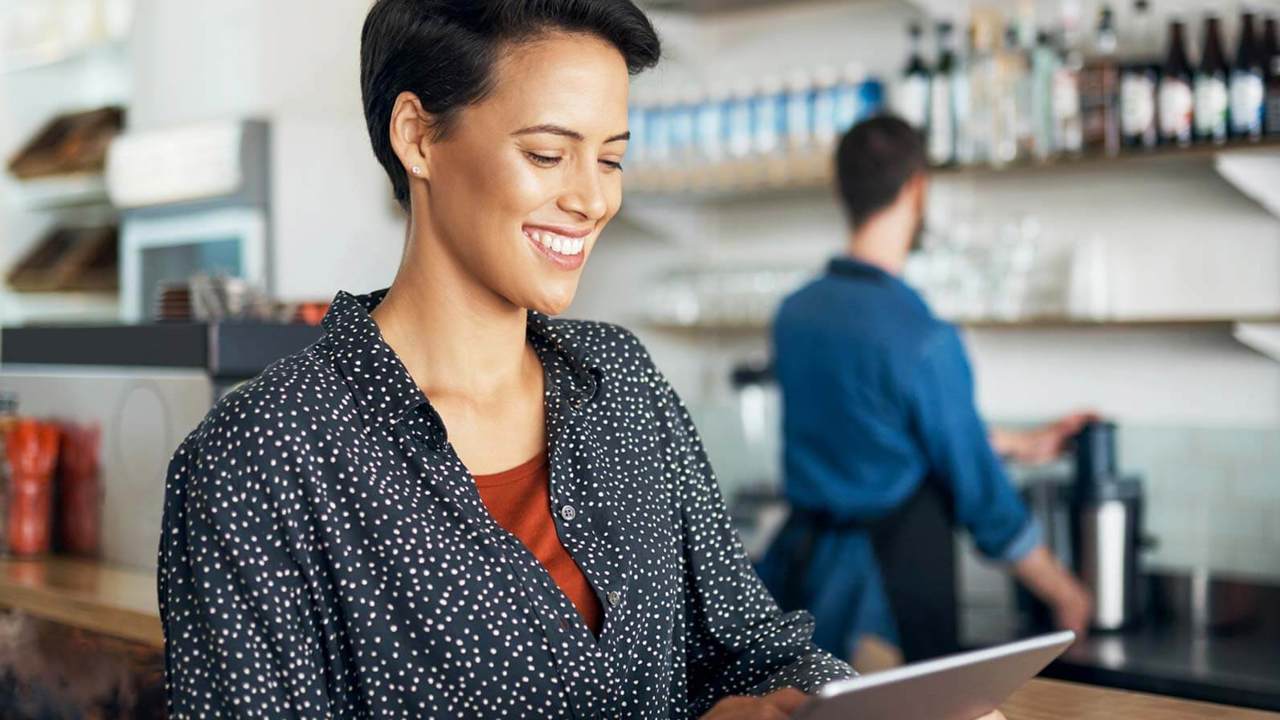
[127,0,404,302]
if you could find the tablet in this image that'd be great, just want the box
[794,630,1076,720]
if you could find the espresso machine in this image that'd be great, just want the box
[1021,421,1150,632]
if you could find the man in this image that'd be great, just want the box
[757,116,1093,670]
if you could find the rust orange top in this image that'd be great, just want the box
[473,452,603,635]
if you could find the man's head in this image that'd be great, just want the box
[834,115,928,256]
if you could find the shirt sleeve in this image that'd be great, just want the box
[657,377,854,717]
[157,436,332,719]
[908,326,1042,563]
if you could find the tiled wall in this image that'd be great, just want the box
[1122,424,1280,581]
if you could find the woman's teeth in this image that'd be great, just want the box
[525,229,585,256]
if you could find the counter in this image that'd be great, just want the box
[1042,624,1280,713]
[0,556,161,647]
[1003,679,1280,719]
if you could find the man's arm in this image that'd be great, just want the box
[908,327,1092,636]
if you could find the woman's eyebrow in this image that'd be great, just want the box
[511,124,630,143]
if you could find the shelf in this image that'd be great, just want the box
[625,138,1280,202]
[642,0,903,14]
[641,315,1280,334]
[0,290,120,325]
[1,37,129,75]
[0,321,325,379]
[0,556,161,648]
[7,173,112,210]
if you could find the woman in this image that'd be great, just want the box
[157,2,1001,718]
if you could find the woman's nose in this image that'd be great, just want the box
[559,164,608,221]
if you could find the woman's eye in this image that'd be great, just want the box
[525,152,560,167]
[600,159,624,172]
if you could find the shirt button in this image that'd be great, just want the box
[607,590,622,607]
[560,504,577,521]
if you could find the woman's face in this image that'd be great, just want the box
[417,32,630,316]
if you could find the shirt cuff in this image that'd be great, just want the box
[997,516,1043,564]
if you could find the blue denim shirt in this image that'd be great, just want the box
[757,256,1040,658]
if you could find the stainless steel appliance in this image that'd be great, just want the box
[1070,421,1146,632]
[1020,421,1151,633]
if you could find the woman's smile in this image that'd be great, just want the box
[523,223,591,271]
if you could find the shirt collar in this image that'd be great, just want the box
[320,288,601,432]
[826,255,895,283]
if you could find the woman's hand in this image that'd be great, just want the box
[699,688,809,719]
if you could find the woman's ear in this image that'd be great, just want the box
[389,90,434,181]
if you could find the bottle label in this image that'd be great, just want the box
[1229,71,1264,133]
[786,91,812,145]
[1158,79,1193,136]
[834,84,859,133]
[750,93,785,154]
[812,87,837,143]
[1194,76,1228,134]
[1120,73,1156,136]
[727,98,753,158]
[896,74,930,129]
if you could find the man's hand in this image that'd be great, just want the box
[1014,545,1094,639]
[699,689,809,719]
[991,411,1099,465]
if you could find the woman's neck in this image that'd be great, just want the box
[371,227,533,402]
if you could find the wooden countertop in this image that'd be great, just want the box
[1005,679,1280,719]
[0,555,162,647]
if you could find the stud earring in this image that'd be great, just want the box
[411,165,422,176]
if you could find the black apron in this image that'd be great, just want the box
[778,481,959,663]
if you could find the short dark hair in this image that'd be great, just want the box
[360,0,661,210]
[834,115,927,228]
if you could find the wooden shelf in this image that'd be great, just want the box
[625,138,1280,202]
[958,316,1280,330]
[640,315,1280,335]
[9,173,112,210]
[642,0,901,14]
[0,556,161,647]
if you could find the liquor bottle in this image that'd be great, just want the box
[897,22,931,129]
[1080,5,1121,156]
[1120,0,1159,149]
[1265,16,1280,136]
[968,12,1001,164]
[1030,30,1060,160]
[992,24,1027,165]
[1230,12,1266,141]
[1158,20,1195,147]
[951,25,975,164]
[928,21,957,165]
[1054,29,1085,156]
[1194,16,1230,145]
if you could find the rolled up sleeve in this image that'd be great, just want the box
[908,326,1040,564]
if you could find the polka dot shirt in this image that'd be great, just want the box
[157,288,853,718]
